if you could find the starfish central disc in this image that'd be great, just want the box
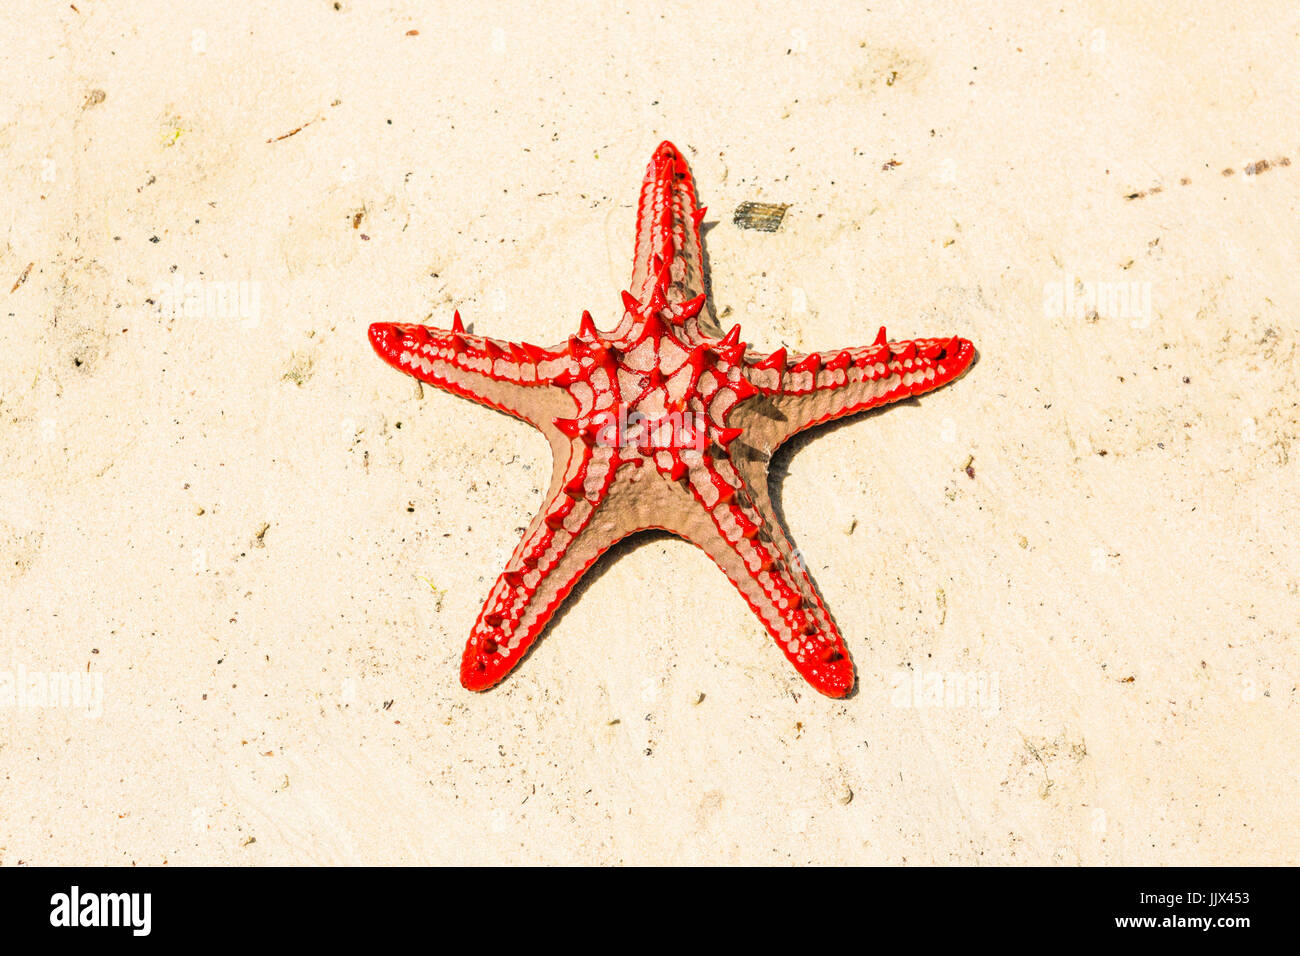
[558,297,739,481]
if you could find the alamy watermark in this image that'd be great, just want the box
[1043,271,1152,328]
[0,664,103,719]
[50,886,150,936]
[152,273,261,327]
[891,667,1000,717]
[592,405,707,452]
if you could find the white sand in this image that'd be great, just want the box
[1,1,1296,864]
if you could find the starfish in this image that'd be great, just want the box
[369,141,975,698]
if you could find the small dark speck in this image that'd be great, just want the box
[1182,376,1190,384]
[149,235,160,243]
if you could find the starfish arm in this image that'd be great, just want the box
[670,461,856,698]
[369,321,576,428]
[617,141,722,343]
[460,438,626,690]
[744,333,976,449]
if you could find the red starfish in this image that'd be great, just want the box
[369,141,974,698]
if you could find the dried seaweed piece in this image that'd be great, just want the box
[11,262,33,292]
[733,201,789,232]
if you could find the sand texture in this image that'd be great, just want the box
[1,2,1296,864]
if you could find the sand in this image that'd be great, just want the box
[1,1,1296,865]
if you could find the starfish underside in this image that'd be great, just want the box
[369,141,975,698]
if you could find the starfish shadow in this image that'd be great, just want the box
[552,527,680,611]
[497,526,700,684]
[765,349,982,534]
[512,518,860,699]
[751,353,979,694]
[695,219,722,338]
[762,401,924,698]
